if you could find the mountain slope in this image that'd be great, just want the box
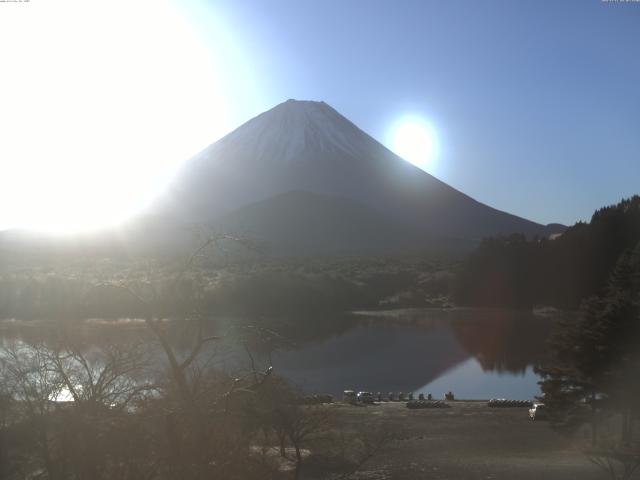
[214,190,475,255]
[156,99,563,252]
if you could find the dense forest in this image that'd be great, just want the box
[454,196,640,309]
[535,219,640,479]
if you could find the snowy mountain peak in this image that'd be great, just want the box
[158,99,564,244]
[200,99,373,166]
[281,98,330,111]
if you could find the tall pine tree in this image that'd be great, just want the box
[537,242,640,479]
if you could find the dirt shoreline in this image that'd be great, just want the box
[326,401,609,480]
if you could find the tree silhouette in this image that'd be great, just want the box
[455,196,640,309]
[537,242,640,479]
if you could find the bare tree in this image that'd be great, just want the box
[1,341,65,479]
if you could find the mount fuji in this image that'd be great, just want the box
[151,99,563,255]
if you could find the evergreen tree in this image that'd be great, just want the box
[536,243,640,479]
[455,196,640,308]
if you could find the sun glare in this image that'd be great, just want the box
[391,117,438,172]
[0,0,232,233]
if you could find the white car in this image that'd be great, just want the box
[529,403,547,420]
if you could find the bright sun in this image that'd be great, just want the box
[0,0,231,233]
[391,117,438,172]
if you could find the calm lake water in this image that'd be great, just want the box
[271,308,555,400]
[0,308,559,400]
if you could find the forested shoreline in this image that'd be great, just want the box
[0,255,455,321]
[455,196,640,309]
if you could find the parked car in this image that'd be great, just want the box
[529,403,547,420]
[343,390,357,403]
[357,391,375,404]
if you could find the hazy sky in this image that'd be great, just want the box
[0,0,638,230]
[183,0,640,226]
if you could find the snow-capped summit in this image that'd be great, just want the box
[154,99,563,253]
[196,99,374,165]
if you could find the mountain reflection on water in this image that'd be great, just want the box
[272,308,556,399]
[0,308,557,400]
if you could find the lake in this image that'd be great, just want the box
[271,308,555,400]
[0,308,559,401]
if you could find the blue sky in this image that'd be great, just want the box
[182,0,640,226]
[1,0,636,231]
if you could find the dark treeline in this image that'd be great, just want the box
[0,257,454,321]
[454,196,640,308]
[535,232,640,479]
